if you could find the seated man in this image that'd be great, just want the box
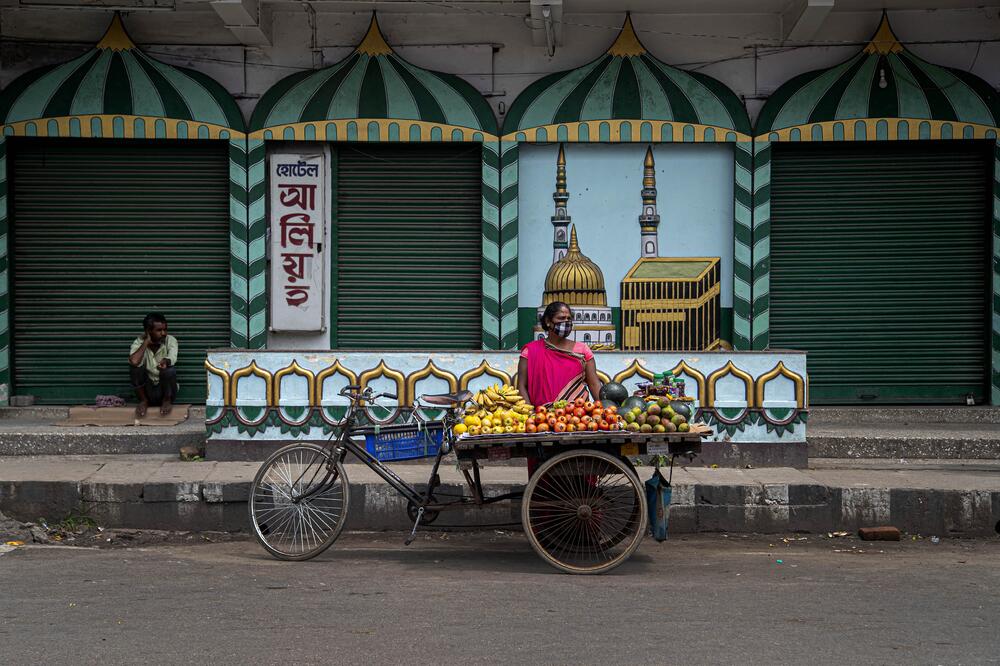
[128,312,179,417]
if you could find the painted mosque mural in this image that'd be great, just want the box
[520,142,734,351]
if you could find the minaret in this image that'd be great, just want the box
[551,144,571,264]
[639,146,660,258]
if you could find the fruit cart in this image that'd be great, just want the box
[454,427,706,574]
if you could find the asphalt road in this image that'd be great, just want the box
[2,531,998,665]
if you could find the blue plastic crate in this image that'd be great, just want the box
[364,423,444,462]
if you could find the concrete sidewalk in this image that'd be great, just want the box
[2,454,998,537]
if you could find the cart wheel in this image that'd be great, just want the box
[522,450,647,574]
[249,443,350,561]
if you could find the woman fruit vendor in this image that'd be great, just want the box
[517,301,603,406]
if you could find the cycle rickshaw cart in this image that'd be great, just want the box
[249,386,706,574]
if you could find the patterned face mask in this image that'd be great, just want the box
[553,321,573,338]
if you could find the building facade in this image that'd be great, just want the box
[0,3,998,410]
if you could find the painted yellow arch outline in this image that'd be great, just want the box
[502,119,751,143]
[705,361,755,409]
[204,361,232,408]
[273,360,317,407]
[1,115,244,139]
[756,118,999,143]
[596,370,612,384]
[358,360,406,399]
[753,361,806,409]
[668,360,706,401]
[405,360,459,406]
[230,361,274,407]
[251,118,497,142]
[458,360,511,390]
[613,359,654,385]
[315,360,359,406]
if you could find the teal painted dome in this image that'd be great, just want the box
[250,15,496,136]
[504,15,750,138]
[0,14,244,134]
[756,14,1000,135]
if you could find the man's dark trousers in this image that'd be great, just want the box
[129,365,178,406]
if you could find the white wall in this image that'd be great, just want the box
[2,3,998,127]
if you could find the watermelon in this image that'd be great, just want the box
[622,396,647,413]
[599,381,629,405]
[670,401,692,419]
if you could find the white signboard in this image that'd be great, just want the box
[269,154,325,331]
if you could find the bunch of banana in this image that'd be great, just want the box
[460,383,534,436]
[470,383,531,413]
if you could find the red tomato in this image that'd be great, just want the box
[554,422,567,433]
[592,409,604,421]
[574,397,586,408]
[556,415,568,424]
[584,402,594,412]
[606,405,618,415]
[592,401,603,410]
[565,424,575,433]
[547,417,557,428]
[598,420,610,431]
[554,408,566,418]
[535,405,547,415]
[587,422,599,432]
[573,407,585,418]
[526,423,537,433]
[537,422,550,432]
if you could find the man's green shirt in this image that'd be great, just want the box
[129,335,178,385]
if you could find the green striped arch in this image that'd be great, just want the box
[755,14,1000,137]
[503,15,750,139]
[249,15,496,139]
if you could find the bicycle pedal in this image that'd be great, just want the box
[404,506,424,546]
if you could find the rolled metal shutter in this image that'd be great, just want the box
[769,141,991,404]
[11,139,231,404]
[334,144,482,349]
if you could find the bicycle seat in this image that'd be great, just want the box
[420,390,473,406]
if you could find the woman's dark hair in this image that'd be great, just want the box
[539,301,572,331]
[143,312,168,330]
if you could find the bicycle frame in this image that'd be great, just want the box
[307,388,518,514]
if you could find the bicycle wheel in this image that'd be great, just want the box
[522,450,647,575]
[249,443,350,561]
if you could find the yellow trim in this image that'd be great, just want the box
[705,361,754,408]
[405,360,458,406]
[250,118,496,141]
[458,360,511,390]
[668,360,706,401]
[0,115,244,139]
[358,360,406,399]
[273,361,317,407]
[204,361,232,407]
[864,15,903,56]
[96,13,136,52]
[607,15,646,57]
[356,14,393,56]
[753,361,806,409]
[230,362,274,407]
[596,370,612,384]
[502,120,750,143]
[612,359,654,385]
[315,361,359,405]
[756,118,999,142]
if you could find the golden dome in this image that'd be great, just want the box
[543,225,608,306]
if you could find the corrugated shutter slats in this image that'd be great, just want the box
[335,145,482,349]
[769,141,990,404]
[11,140,231,404]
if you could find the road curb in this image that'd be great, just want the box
[2,473,997,537]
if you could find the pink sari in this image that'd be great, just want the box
[519,339,594,406]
